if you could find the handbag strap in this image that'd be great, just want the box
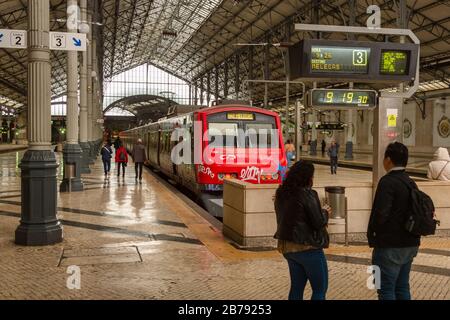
[435,161,450,180]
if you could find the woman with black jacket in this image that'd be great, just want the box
[274,161,331,300]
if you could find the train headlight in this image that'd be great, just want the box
[218,173,237,180]
[272,173,279,180]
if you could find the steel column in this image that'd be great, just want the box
[16,0,63,245]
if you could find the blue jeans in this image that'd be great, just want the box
[330,157,338,174]
[102,159,111,174]
[372,247,418,300]
[286,152,294,167]
[284,249,328,300]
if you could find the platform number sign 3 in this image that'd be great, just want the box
[52,34,66,49]
[49,32,86,51]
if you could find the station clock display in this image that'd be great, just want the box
[310,89,377,110]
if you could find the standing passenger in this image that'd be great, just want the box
[327,140,339,174]
[274,161,331,300]
[285,140,295,167]
[100,141,113,176]
[368,142,420,300]
[115,142,128,178]
[131,138,147,182]
[427,147,450,181]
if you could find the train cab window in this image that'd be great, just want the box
[245,123,275,148]
[208,122,240,147]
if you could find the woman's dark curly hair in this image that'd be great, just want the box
[278,160,315,194]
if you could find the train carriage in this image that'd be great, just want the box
[122,103,288,195]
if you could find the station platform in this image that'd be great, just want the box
[297,151,430,176]
[1,150,450,299]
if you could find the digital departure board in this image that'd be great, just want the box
[380,50,409,75]
[310,89,377,110]
[310,46,370,74]
[289,39,419,83]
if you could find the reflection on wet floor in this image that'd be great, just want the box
[0,150,201,244]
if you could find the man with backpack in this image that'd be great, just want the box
[368,142,437,300]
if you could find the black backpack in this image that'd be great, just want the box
[398,176,440,236]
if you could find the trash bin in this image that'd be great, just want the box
[64,163,75,193]
[325,186,346,219]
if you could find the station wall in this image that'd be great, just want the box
[351,97,450,157]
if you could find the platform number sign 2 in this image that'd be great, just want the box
[13,33,23,46]
[10,32,25,47]
[0,29,27,49]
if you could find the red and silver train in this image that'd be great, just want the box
[122,103,288,194]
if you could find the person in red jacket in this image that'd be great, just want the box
[115,143,128,177]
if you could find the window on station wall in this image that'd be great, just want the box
[51,95,67,116]
[103,63,195,116]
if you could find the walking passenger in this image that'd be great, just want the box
[327,140,339,174]
[427,147,450,181]
[115,142,128,178]
[131,138,147,182]
[113,136,121,152]
[321,140,326,156]
[274,161,331,300]
[100,141,113,176]
[368,142,421,300]
[285,140,295,167]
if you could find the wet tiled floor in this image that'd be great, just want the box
[0,150,449,300]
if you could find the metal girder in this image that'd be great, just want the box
[0,77,26,96]
[185,0,287,76]
[130,0,154,62]
[108,0,120,77]
[172,2,256,71]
